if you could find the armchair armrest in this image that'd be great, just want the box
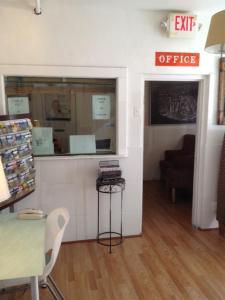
[173,155,194,169]
[165,150,185,161]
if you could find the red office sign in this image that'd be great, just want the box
[155,52,200,67]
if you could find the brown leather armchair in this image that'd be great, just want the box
[159,134,195,202]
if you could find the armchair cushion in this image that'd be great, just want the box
[159,134,195,198]
[166,168,194,189]
[160,159,173,180]
[165,149,186,161]
[173,155,195,169]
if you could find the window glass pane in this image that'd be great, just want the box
[4,76,117,156]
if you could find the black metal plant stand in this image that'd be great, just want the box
[96,177,125,253]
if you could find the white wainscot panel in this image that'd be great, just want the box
[122,188,142,217]
[200,142,222,229]
[14,191,41,211]
[123,212,142,236]
[40,183,77,241]
[121,149,143,216]
[76,215,88,241]
[201,200,218,229]
[120,147,143,179]
[40,183,76,214]
[98,192,122,234]
[204,143,221,198]
[85,179,99,214]
[76,215,98,240]
[38,159,76,184]
[207,126,225,145]
[73,159,99,185]
[74,181,86,216]
[30,149,143,241]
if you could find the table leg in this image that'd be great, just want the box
[31,276,39,300]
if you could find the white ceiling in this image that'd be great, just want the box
[74,0,225,13]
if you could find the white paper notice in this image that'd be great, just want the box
[8,97,30,115]
[69,135,96,154]
[92,95,111,120]
[32,127,54,155]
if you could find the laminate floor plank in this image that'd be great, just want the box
[2,180,225,300]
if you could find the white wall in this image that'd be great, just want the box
[0,2,223,237]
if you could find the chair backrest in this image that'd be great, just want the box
[182,134,195,154]
[43,207,70,278]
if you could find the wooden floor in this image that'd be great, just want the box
[3,181,225,300]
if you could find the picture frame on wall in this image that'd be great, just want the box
[150,81,198,125]
[45,94,71,121]
[218,57,225,125]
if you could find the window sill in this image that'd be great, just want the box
[34,153,128,161]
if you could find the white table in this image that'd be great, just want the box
[0,213,46,300]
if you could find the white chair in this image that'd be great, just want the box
[40,207,70,300]
[0,207,70,299]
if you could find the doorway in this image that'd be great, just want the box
[142,74,209,227]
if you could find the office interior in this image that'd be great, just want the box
[1,1,225,299]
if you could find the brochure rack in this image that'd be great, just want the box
[0,117,35,211]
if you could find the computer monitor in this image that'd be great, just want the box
[96,139,111,152]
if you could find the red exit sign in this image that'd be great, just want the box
[155,52,200,67]
[169,13,197,38]
[175,15,195,31]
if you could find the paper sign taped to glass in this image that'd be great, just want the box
[70,135,96,154]
[32,127,54,155]
[92,95,111,120]
[8,97,30,115]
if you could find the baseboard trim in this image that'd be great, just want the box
[199,227,219,231]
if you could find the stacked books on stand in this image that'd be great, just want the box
[98,160,122,184]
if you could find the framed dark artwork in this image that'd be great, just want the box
[150,81,199,125]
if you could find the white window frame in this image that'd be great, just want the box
[0,65,128,157]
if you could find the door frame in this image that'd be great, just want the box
[141,73,211,227]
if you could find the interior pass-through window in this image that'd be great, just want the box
[4,76,117,156]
